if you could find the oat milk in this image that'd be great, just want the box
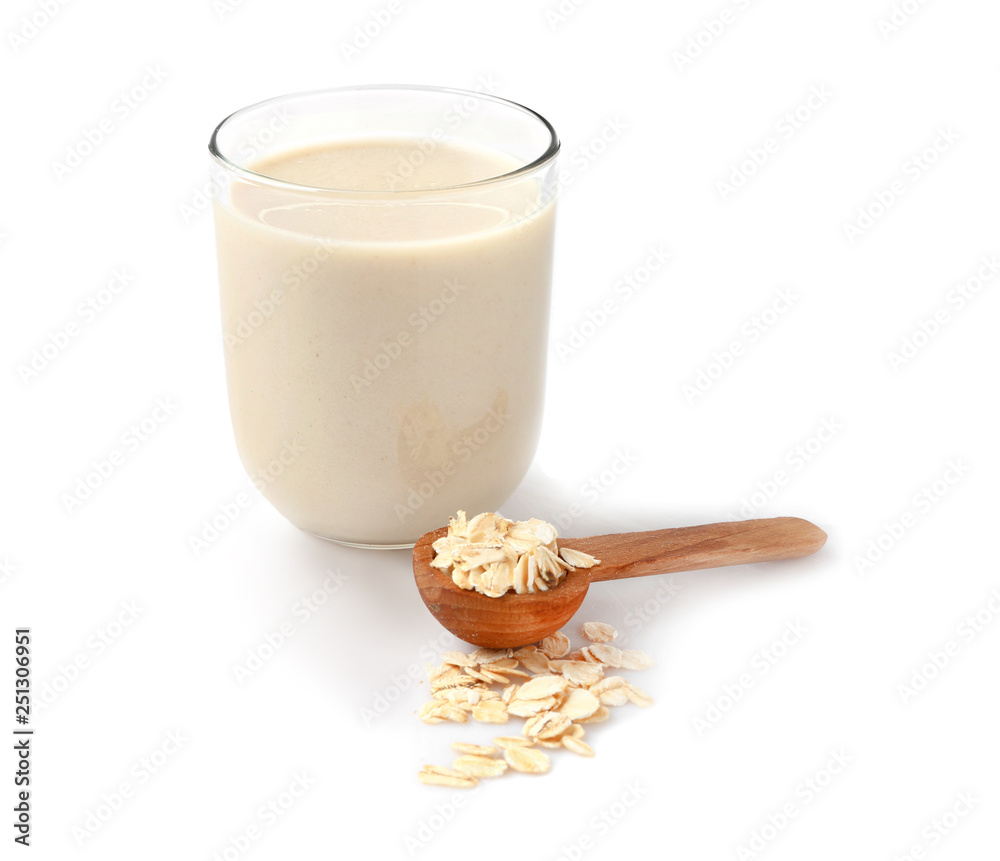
[214,138,556,546]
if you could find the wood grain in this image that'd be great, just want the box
[564,517,828,583]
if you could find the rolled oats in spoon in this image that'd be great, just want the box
[430,510,600,598]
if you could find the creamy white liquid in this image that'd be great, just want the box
[214,138,555,545]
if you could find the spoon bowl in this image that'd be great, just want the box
[413,516,827,648]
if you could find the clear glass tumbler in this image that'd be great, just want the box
[209,85,559,547]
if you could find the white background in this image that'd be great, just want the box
[2,0,999,858]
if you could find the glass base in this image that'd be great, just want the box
[303,528,415,551]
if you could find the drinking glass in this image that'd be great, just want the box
[209,86,560,547]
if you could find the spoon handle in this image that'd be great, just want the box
[565,517,827,583]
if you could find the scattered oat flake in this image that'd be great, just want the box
[504,746,551,774]
[431,669,478,691]
[493,736,536,749]
[619,649,654,670]
[417,701,448,724]
[558,687,601,720]
[441,650,477,667]
[418,700,468,723]
[452,755,508,778]
[581,622,618,643]
[421,764,466,777]
[433,688,482,707]
[516,674,568,700]
[587,643,624,668]
[426,663,453,682]
[429,666,462,686]
[472,647,512,665]
[589,675,627,695]
[418,765,478,788]
[562,736,595,757]
[501,667,534,679]
[625,683,654,707]
[513,646,552,675]
[554,660,605,687]
[598,688,630,708]
[523,711,572,739]
[471,700,509,723]
[451,742,499,757]
[539,632,570,659]
[577,705,611,724]
[507,696,559,718]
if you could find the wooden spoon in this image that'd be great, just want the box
[413,516,826,648]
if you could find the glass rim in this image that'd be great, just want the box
[208,84,561,196]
